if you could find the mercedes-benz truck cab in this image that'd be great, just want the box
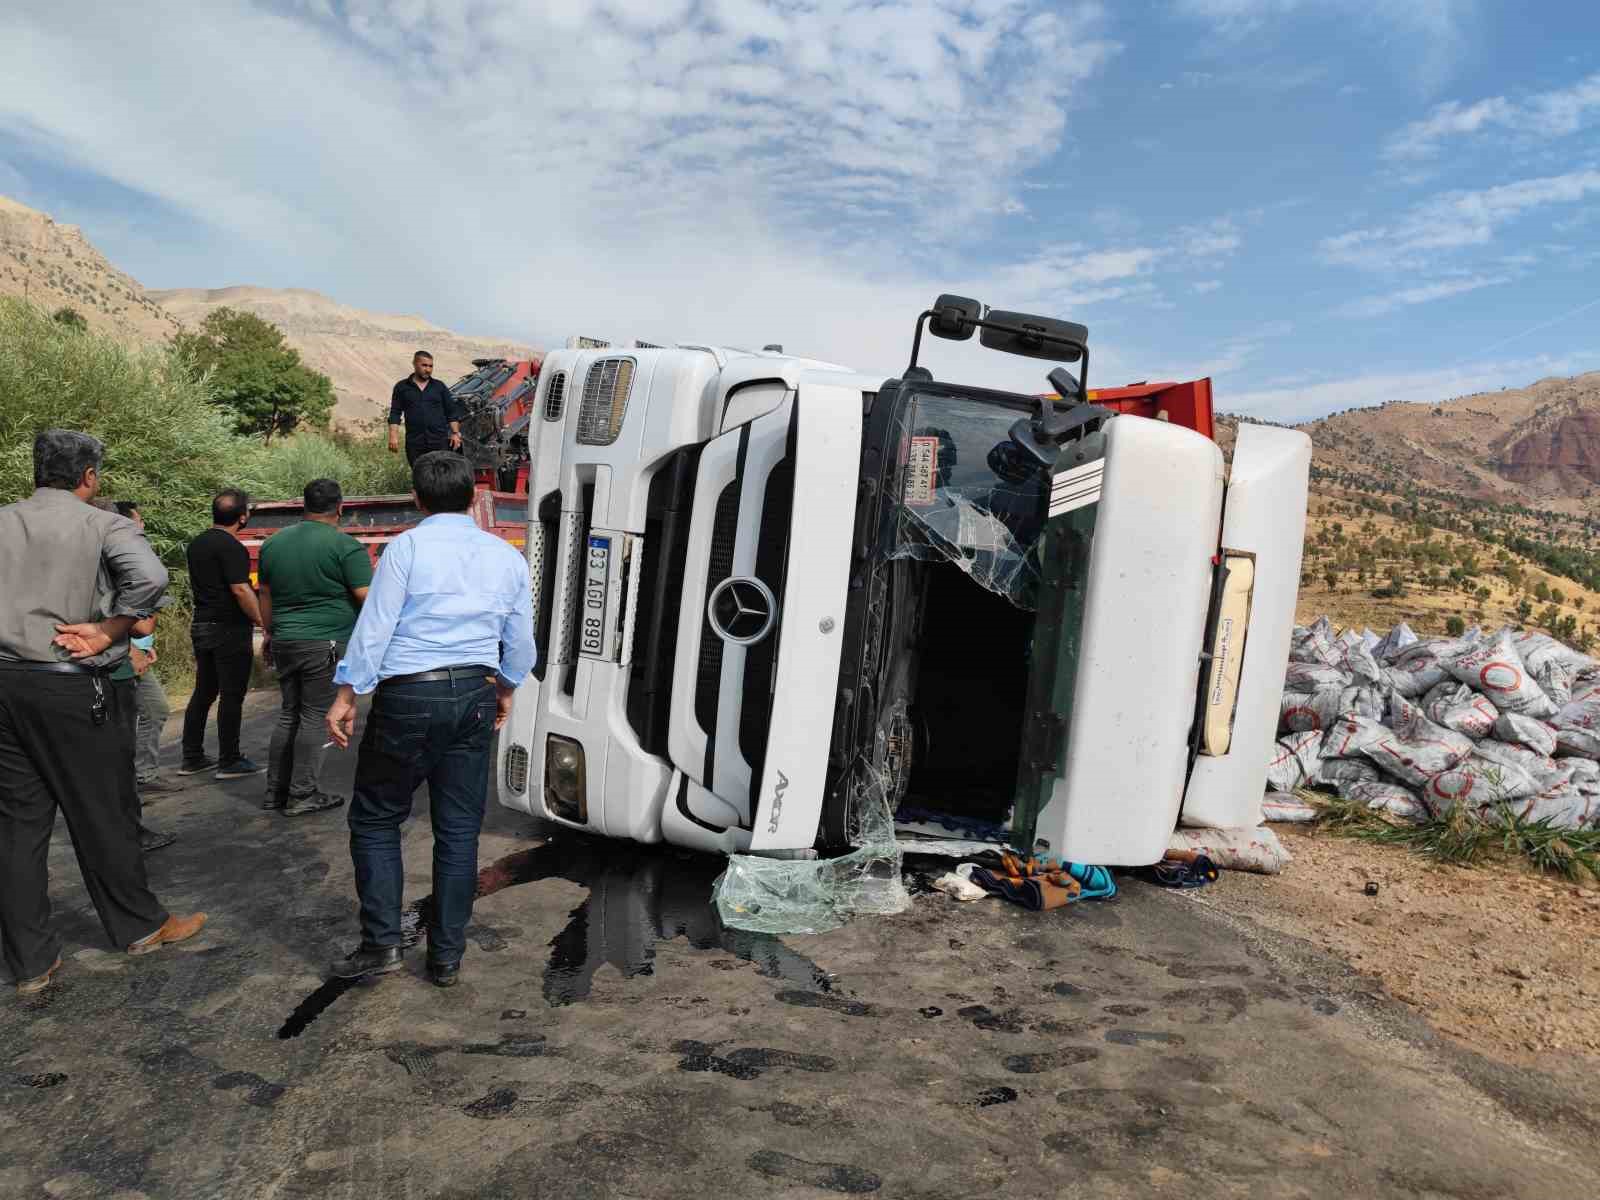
[497,298,1310,866]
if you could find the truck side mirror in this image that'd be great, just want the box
[929,294,982,341]
[980,311,1086,362]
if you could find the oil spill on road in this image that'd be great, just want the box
[977,1085,1019,1106]
[1105,1029,1186,1047]
[748,1150,882,1194]
[406,839,832,1007]
[675,1040,837,1079]
[277,838,831,1034]
[276,975,362,1039]
[6,1072,68,1088]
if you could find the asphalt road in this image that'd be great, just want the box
[3,695,1597,1199]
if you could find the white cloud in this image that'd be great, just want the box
[1192,279,1223,294]
[1174,0,1473,89]
[1226,351,1600,423]
[0,1,1131,390]
[1385,72,1600,159]
[1319,169,1600,270]
[1336,274,1509,318]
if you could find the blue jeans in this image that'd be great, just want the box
[347,675,497,965]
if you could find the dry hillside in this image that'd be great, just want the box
[150,286,537,425]
[1304,372,1600,515]
[0,195,180,342]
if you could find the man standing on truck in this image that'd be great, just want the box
[179,489,266,781]
[0,431,207,998]
[323,451,534,989]
[258,478,372,817]
[387,350,464,466]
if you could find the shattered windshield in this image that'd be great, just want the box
[887,391,1051,609]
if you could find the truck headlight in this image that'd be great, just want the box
[544,734,588,822]
[576,357,634,445]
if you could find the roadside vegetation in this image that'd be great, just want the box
[1307,790,1600,882]
[0,296,410,689]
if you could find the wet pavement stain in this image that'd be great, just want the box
[212,1070,287,1107]
[403,840,831,1006]
[463,1087,521,1119]
[977,1085,1019,1106]
[1105,1029,1186,1047]
[672,1040,836,1079]
[1003,1046,1100,1074]
[775,990,879,1017]
[918,1006,944,1018]
[958,1004,1026,1033]
[6,1072,68,1089]
[748,1150,882,1194]
[1103,1003,1150,1016]
[462,1033,547,1058]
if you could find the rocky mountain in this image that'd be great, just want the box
[149,286,537,425]
[1296,371,1600,514]
[0,195,181,342]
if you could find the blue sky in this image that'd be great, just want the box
[3,0,1599,420]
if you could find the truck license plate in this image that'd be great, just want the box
[580,535,613,658]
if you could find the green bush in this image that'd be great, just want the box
[0,297,408,692]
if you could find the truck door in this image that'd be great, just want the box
[1012,415,1226,866]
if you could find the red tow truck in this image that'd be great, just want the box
[239,356,541,582]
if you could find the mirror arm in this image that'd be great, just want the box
[904,309,935,377]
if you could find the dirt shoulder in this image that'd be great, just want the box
[1209,825,1600,1066]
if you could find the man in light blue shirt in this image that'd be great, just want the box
[324,452,535,988]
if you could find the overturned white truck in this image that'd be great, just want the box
[496,298,1311,865]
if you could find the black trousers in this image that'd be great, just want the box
[0,671,167,980]
[404,442,461,467]
[182,621,253,764]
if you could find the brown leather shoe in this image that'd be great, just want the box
[127,913,208,956]
[16,956,62,997]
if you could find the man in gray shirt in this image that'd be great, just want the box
[0,430,207,999]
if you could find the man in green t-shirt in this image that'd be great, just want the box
[259,478,373,817]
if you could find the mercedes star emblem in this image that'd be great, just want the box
[707,576,778,645]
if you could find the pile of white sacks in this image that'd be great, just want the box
[1268,617,1600,830]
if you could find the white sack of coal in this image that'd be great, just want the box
[1550,697,1600,759]
[1373,621,1419,662]
[1340,684,1387,721]
[1492,712,1558,757]
[1289,619,1341,667]
[1317,756,1381,788]
[1381,641,1456,697]
[1421,680,1498,740]
[1473,737,1573,791]
[1568,675,1600,706]
[1534,658,1576,708]
[1262,791,1321,823]
[1514,631,1598,676]
[1338,777,1429,822]
[1169,825,1292,874]
[1266,730,1324,792]
[1320,713,1389,760]
[1425,754,1541,814]
[1441,630,1559,720]
[1512,788,1600,828]
[1340,641,1384,685]
[1360,695,1473,788]
[1280,684,1345,733]
[1284,662,1349,690]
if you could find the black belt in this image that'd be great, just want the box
[379,664,497,688]
[0,659,113,677]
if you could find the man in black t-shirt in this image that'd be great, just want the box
[387,350,465,466]
[179,489,266,780]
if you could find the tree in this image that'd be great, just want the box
[1475,586,1492,605]
[1534,579,1550,602]
[1552,587,1566,605]
[52,306,87,332]
[1516,596,1534,623]
[1323,568,1338,592]
[172,307,334,442]
[1445,615,1466,637]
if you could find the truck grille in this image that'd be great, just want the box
[577,357,634,445]
[694,482,740,735]
[739,455,794,790]
[543,371,567,422]
[504,742,530,795]
[626,448,700,754]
